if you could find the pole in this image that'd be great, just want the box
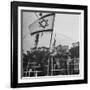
[49,13,55,52]
[49,13,55,75]
[51,56,53,75]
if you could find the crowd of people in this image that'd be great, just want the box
[22,41,80,77]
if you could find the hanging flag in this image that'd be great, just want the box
[34,33,39,48]
[53,34,56,49]
[28,13,55,35]
[49,33,56,52]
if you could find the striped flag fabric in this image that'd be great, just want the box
[28,13,55,35]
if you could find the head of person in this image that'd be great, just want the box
[27,51,30,55]
[76,41,80,47]
[72,43,76,47]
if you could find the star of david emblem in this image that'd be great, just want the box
[39,19,48,28]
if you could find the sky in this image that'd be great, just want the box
[22,11,81,53]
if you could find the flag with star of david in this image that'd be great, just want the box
[28,13,55,35]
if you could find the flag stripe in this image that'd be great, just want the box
[31,29,53,35]
[39,13,55,20]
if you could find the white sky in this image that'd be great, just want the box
[22,12,81,52]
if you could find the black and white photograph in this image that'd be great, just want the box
[22,11,80,77]
[11,1,87,88]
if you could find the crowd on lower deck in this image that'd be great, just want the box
[22,42,80,77]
